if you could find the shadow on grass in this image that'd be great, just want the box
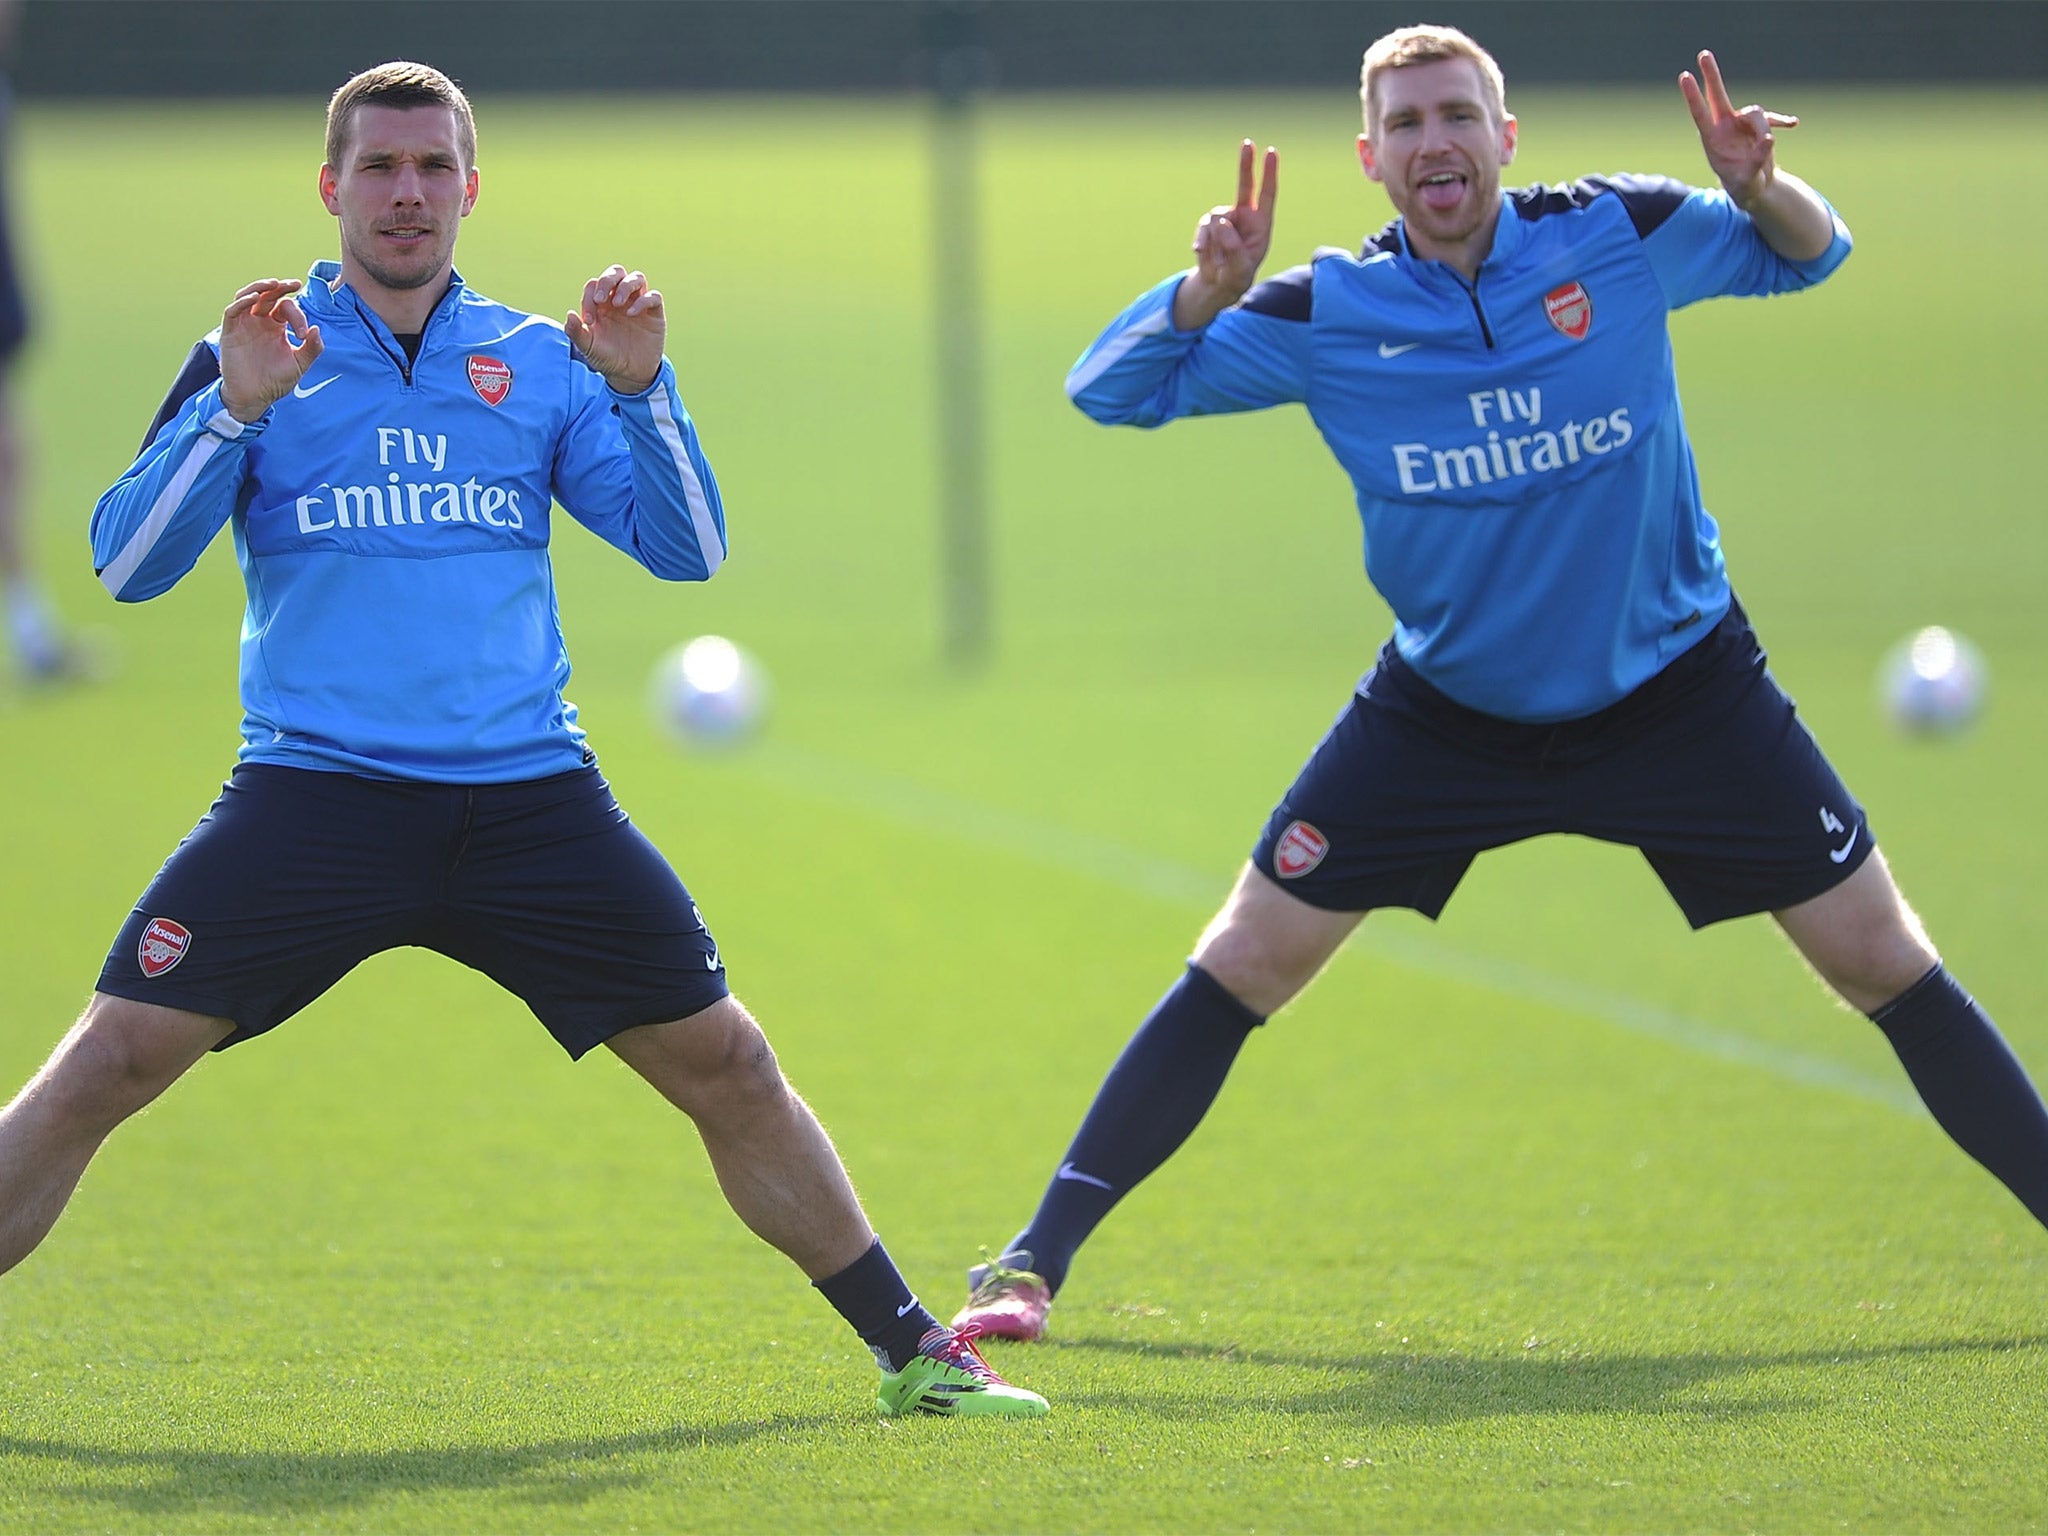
[0,1412,838,1518]
[8,1336,2042,1517]
[1038,1331,2048,1424]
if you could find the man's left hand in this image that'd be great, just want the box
[1679,50,1797,210]
[567,265,665,394]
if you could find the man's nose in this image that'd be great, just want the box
[391,165,425,202]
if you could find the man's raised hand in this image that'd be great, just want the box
[566,265,665,396]
[1173,140,1279,331]
[219,279,324,425]
[1679,50,1797,210]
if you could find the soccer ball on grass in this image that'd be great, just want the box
[1878,625,1986,738]
[648,635,769,749]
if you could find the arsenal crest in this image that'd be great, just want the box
[1544,281,1592,340]
[1273,820,1330,880]
[467,355,513,406]
[138,916,192,978]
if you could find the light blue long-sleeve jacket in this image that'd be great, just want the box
[1067,177,1850,721]
[92,262,726,780]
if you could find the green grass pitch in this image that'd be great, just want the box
[0,86,2043,1531]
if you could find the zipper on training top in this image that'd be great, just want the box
[342,278,463,387]
[1398,222,1498,351]
[1451,268,1497,350]
[366,324,412,386]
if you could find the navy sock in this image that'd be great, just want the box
[1870,965,2048,1229]
[813,1238,942,1372]
[1007,963,1264,1296]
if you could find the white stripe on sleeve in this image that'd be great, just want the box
[645,388,725,577]
[99,433,225,597]
[1064,305,1173,398]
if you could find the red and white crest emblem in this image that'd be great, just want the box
[1273,820,1330,880]
[1544,281,1592,340]
[467,355,513,406]
[138,917,192,978]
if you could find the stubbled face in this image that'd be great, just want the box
[319,104,477,295]
[1359,58,1517,267]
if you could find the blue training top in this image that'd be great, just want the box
[90,262,726,782]
[1066,176,1851,722]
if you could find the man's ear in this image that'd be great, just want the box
[1357,132,1384,184]
[1499,114,1519,167]
[318,163,340,215]
[461,166,479,217]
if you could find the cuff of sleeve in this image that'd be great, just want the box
[1166,271,1208,337]
[606,358,675,402]
[197,380,268,441]
[1789,209,1854,279]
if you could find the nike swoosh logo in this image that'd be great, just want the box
[1829,827,1860,864]
[1378,342,1422,358]
[1056,1162,1114,1190]
[292,375,338,399]
[896,1297,923,1317]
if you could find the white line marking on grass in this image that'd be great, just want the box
[749,743,1923,1118]
[1359,926,1924,1116]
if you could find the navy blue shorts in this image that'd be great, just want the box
[97,765,730,1058]
[1250,603,1873,927]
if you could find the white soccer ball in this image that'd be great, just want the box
[648,635,769,748]
[1879,625,1987,737]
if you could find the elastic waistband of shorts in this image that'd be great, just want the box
[1370,598,1754,742]
[228,760,608,804]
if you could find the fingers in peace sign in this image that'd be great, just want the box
[1679,50,1797,207]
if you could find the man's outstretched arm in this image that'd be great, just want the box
[1066,140,1310,428]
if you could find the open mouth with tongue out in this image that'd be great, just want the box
[1417,170,1468,212]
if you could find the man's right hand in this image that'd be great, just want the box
[219,279,324,424]
[1172,140,1279,332]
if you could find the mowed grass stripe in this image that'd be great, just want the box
[746,739,1926,1118]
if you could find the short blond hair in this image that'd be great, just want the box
[325,61,477,171]
[1360,25,1508,131]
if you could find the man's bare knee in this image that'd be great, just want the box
[1828,927,1936,1007]
[607,997,789,1120]
[1192,928,1300,1014]
[691,1004,786,1101]
[1190,866,1365,1017]
[1776,853,1940,1014]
